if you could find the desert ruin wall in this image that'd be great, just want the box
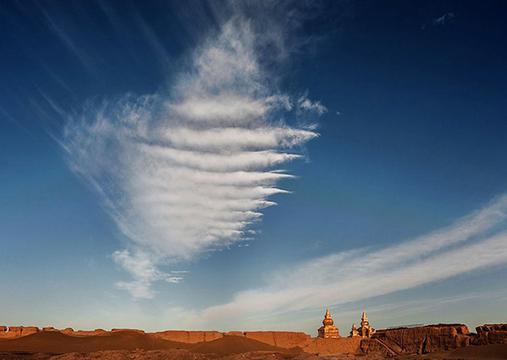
[1,323,506,356]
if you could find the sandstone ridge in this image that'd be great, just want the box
[0,323,506,356]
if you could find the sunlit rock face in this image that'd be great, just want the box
[363,324,471,355]
[474,324,507,345]
[317,309,340,339]
[0,326,39,339]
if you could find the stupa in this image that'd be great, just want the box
[349,311,375,338]
[317,308,340,338]
[359,311,375,338]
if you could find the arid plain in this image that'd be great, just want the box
[1,318,506,359]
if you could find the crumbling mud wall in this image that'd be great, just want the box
[0,326,39,338]
[0,326,134,339]
[194,331,360,355]
[240,331,311,348]
[302,337,361,355]
[473,324,507,345]
[152,330,313,348]
[362,324,470,355]
[2,322,505,356]
[151,330,224,343]
[61,328,109,336]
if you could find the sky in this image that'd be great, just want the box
[1,0,507,335]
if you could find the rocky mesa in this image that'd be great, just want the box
[0,322,506,357]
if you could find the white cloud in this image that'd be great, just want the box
[433,12,455,26]
[198,195,507,328]
[297,94,327,115]
[38,5,97,75]
[160,127,317,151]
[169,96,268,123]
[112,249,183,299]
[63,17,324,298]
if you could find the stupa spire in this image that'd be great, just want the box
[358,311,375,338]
[318,308,340,338]
[361,311,368,325]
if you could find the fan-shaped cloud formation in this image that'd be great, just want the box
[63,18,324,298]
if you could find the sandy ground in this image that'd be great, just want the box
[0,332,506,360]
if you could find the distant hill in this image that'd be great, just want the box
[0,331,190,353]
[190,335,288,355]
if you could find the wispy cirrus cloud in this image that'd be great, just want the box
[198,194,507,328]
[112,250,185,299]
[37,5,97,75]
[297,94,327,116]
[63,17,324,298]
[433,12,456,26]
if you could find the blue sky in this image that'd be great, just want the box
[1,0,507,335]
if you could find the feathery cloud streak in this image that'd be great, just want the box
[199,194,507,327]
[63,18,324,298]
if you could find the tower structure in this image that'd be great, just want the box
[361,312,369,328]
[317,308,340,338]
[358,311,375,338]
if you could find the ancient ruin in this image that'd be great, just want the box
[0,313,505,357]
[350,311,376,338]
[350,323,359,337]
[317,308,340,338]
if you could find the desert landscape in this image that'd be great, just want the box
[3,1,507,360]
[0,315,506,360]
